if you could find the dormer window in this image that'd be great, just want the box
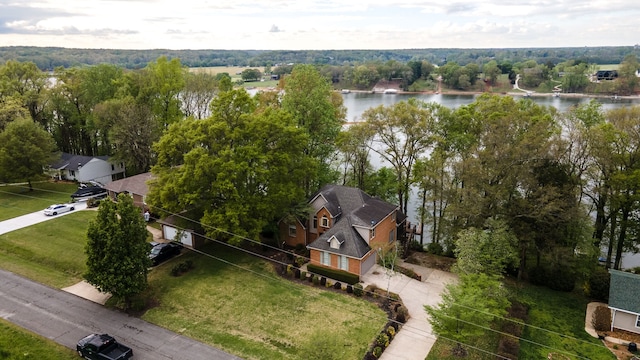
[328,236,343,249]
[321,216,329,228]
[289,225,297,237]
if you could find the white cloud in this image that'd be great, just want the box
[0,0,638,49]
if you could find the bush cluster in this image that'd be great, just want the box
[307,263,360,284]
[587,267,610,301]
[528,265,576,292]
[353,283,364,297]
[592,305,612,332]
[170,260,194,276]
[395,305,408,323]
[426,242,443,255]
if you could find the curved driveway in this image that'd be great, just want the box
[0,269,240,360]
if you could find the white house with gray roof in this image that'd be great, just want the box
[49,152,125,185]
[608,269,640,334]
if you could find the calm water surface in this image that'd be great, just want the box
[341,92,640,122]
[341,92,640,267]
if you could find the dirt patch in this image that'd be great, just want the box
[404,252,456,272]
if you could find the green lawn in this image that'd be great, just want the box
[0,182,79,221]
[141,243,387,360]
[0,319,77,360]
[0,208,387,360]
[0,211,95,288]
[426,281,615,360]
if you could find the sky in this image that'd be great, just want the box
[0,0,639,50]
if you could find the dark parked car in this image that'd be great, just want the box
[71,186,107,201]
[76,333,133,360]
[149,242,182,266]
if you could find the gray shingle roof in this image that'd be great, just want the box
[103,172,153,197]
[50,152,109,171]
[307,185,398,259]
[609,269,640,314]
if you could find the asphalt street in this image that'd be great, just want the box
[0,269,241,360]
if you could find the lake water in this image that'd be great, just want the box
[341,92,640,123]
[339,92,640,268]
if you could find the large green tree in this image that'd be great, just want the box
[0,118,57,189]
[425,273,510,356]
[148,88,312,242]
[281,64,345,195]
[361,98,440,214]
[85,194,150,309]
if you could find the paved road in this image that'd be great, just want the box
[0,201,87,236]
[0,269,241,360]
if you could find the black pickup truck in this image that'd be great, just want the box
[76,334,133,360]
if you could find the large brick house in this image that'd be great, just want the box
[280,185,404,277]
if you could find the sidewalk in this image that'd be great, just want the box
[361,263,457,360]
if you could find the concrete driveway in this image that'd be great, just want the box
[0,201,87,236]
[361,262,458,360]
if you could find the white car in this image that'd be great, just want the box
[44,204,75,216]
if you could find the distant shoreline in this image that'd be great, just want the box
[339,88,640,101]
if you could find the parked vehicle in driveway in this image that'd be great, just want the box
[71,186,107,201]
[76,333,133,360]
[149,242,182,266]
[44,204,75,216]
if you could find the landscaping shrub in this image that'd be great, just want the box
[353,283,364,297]
[592,305,612,332]
[312,274,319,285]
[397,266,420,281]
[375,333,389,348]
[372,346,382,358]
[320,277,326,286]
[286,264,293,276]
[294,268,301,279]
[386,326,395,339]
[306,263,360,285]
[408,240,424,252]
[170,260,194,276]
[334,281,342,290]
[396,305,408,323]
[426,242,443,255]
[300,270,306,281]
[346,284,353,293]
[365,284,379,297]
[326,280,333,288]
[363,352,376,360]
[587,266,610,301]
[295,256,307,267]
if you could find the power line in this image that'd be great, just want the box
[0,183,605,358]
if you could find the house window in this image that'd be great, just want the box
[288,225,297,237]
[340,255,348,270]
[321,216,329,228]
[70,170,75,176]
[111,164,115,171]
[389,229,395,243]
[321,251,331,266]
[313,216,318,229]
[370,227,376,239]
[636,315,640,328]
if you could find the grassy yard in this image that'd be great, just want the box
[0,207,387,360]
[0,211,95,288]
[426,281,615,360]
[0,319,77,359]
[141,243,387,360]
[0,182,79,221]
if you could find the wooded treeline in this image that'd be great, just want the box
[1,56,638,293]
[2,45,640,70]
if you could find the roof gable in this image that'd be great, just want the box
[609,270,640,314]
[50,152,110,171]
[307,185,399,258]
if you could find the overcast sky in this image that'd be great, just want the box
[0,0,638,50]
